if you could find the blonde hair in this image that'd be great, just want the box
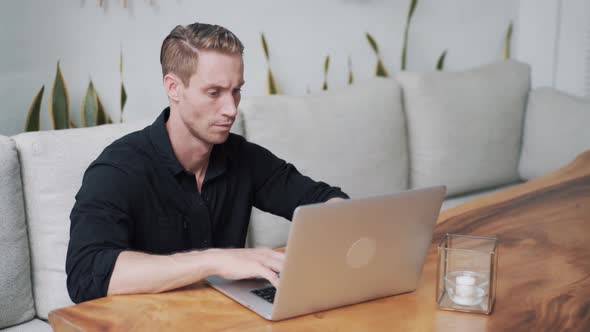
[160,22,244,86]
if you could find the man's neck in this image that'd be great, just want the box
[166,108,212,177]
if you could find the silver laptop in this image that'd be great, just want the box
[206,186,446,321]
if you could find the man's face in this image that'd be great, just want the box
[176,49,244,145]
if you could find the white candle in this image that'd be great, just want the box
[455,274,476,298]
[446,271,488,306]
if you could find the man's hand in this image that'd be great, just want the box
[206,247,285,288]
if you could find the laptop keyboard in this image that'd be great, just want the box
[251,286,276,304]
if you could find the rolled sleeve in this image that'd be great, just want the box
[66,163,135,303]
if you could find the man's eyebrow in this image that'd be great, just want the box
[203,81,245,89]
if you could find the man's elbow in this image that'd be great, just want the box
[66,257,111,303]
[66,273,101,304]
[66,245,123,303]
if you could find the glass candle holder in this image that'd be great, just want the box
[436,234,498,314]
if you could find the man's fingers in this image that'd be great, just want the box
[253,248,284,259]
[269,250,285,262]
[253,248,285,267]
[250,249,283,287]
[258,266,280,288]
[263,255,284,274]
[247,249,284,271]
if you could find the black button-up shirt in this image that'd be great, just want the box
[66,108,349,303]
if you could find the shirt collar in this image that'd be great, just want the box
[149,107,229,181]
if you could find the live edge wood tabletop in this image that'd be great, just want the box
[49,150,590,332]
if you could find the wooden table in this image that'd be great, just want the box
[49,151,590,331]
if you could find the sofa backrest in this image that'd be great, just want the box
[519,87,590,180]
[0,136,35,328]
[240,78,409,248]
[12,121,149,319]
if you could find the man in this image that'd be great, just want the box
[66,22,348,303]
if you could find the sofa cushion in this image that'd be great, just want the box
[0,136,35,328]
[12,121,148,319]
[2,318,52,332]
[240,78,408,248]
[519,88,590,180]
[396,60,531,197]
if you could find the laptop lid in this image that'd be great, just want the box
[270,185,446,320]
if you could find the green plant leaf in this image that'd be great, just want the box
[267,68,279,95]
[81,81,98,127]
[49,61,70,130]
[367,33,389,77]
[436,49,447,71]
[120,49,124,74]
[120,49,127,122]
[408,0,418,21]
[262,34,279,94]
[120,83,127,122]
[348,56,354,85]
[376,59,389,77]
[323,55,330,91]
[503,21,513,60]
[25,86,44,132]
[261,33,270,60]
[97,94,114,125]
[366,33,379,54]
[96,94,107,125]
[402,0,419,70]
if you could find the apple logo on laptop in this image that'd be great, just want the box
[346,237,377,269]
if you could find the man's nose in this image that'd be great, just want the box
[221,95,238,118]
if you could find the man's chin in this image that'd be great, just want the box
[207,132,231,145]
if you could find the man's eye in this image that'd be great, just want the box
[233,89,242,94]
[208,90,219,97]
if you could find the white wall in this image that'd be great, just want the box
[0,0,518,136]
[554,0,590,97]
[515,0,561,89]
[516,0,590,97]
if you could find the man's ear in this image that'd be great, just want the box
[163,74,182,102]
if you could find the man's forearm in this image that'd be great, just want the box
[108,250,215,296]
[107,247,285,297]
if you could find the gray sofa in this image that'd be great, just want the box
[1,60,589,331]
